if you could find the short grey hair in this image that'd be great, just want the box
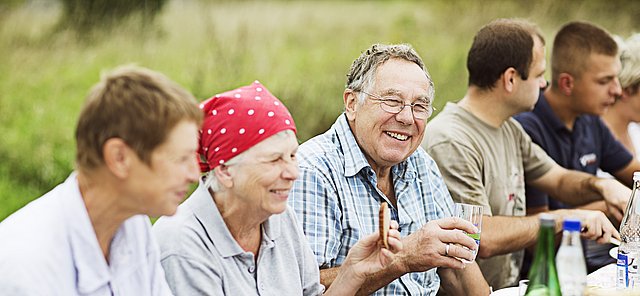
[204,130,295,193]
[346,43,435,104]
[617,34,640,94]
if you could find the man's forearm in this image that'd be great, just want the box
[478,215,539,258]
[530,167,605,206]
[320,267,340,291]
[437,263,490,295]
[320,261,407,295]
[549,171,602,206]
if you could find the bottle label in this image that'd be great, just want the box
[618,252,639,288]
[618,254,629,288]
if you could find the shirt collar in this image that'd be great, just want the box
[188,178,282,258]
[334,113,416,180]
[535,93,567,132]
[334,114,375,177]
[62,173,112,293]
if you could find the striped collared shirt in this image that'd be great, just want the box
[288,114,455,295]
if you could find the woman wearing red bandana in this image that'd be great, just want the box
[153,81,401,295]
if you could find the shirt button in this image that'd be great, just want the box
[260,282,265,290]
[248,266,255,273]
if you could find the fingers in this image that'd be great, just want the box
[444,243,475,262]
[578,211,620,243]
[390,220,400,230]
[379,248,394,266]
[612,230,622,241]
[438,251,467,269]
[436,217,479,233]
[441,229,477,251]
[609,205,624,223]
[616,198,629,213]
[357,231,380,248]
[387,233,403,253]
[381,221,402,250]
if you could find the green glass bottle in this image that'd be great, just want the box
[525,213,561,296]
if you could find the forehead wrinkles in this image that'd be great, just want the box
[377,88,431,104]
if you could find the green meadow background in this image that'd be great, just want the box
[1,0,638,221]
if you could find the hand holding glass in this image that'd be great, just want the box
[454,203,483,262]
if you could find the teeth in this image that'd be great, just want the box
[271,190,289,194]
[386,132,409,141]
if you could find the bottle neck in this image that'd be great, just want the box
[534,224,557,262]
[621,180,640,229]
[561,229,582,246]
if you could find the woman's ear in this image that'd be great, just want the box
[102,138,132,179]
[214,164,234,188]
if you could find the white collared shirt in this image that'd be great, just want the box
[0,173,172,296]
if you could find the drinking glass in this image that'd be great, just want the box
[518,279,529,296]
[454,203,483,262]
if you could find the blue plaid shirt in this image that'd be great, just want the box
[288,114,455,295]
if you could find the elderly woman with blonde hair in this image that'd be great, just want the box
[153,81,401,295]
[602,34,640,157]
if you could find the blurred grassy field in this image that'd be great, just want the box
[1,0,638,221]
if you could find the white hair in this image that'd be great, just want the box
[617,33,640,90]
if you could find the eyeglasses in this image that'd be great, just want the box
[359,90,436,119]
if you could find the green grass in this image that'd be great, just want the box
[1,0,638,221]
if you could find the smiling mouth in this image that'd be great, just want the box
[270,189,290,195]
[386,131,409,141]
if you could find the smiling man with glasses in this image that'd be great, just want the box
[288,43,489,295]
[358,89,436,120]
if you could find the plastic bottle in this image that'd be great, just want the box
[555,218,586,295]
[617,171,640,289]
[525,213,561,296]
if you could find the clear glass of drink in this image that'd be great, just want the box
[518,279,529,296]
[454,203,483,262]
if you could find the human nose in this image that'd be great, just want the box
[186,155,200,183]
[611,78,622,97]
[282,159,299,180]
[395,104,416,124]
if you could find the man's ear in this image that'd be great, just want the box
[213,164,234,189]
[502,67,518,93]
[344,89,359,121]
[558,73,574,96]
[102,138,132,179]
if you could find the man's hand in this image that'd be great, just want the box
[327,221,402,296]
[397,217,478,273]
[341,221,403,282]
[596,178,631,220]
[557,209,621,244]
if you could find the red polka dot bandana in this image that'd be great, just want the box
[198,81,297,172]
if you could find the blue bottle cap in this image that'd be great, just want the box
[563,218,581,232]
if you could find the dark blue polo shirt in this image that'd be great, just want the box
[514,92,632,210]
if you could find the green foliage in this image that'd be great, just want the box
[1,0,638,221]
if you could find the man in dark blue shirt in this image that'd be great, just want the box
[515,21,640,273]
